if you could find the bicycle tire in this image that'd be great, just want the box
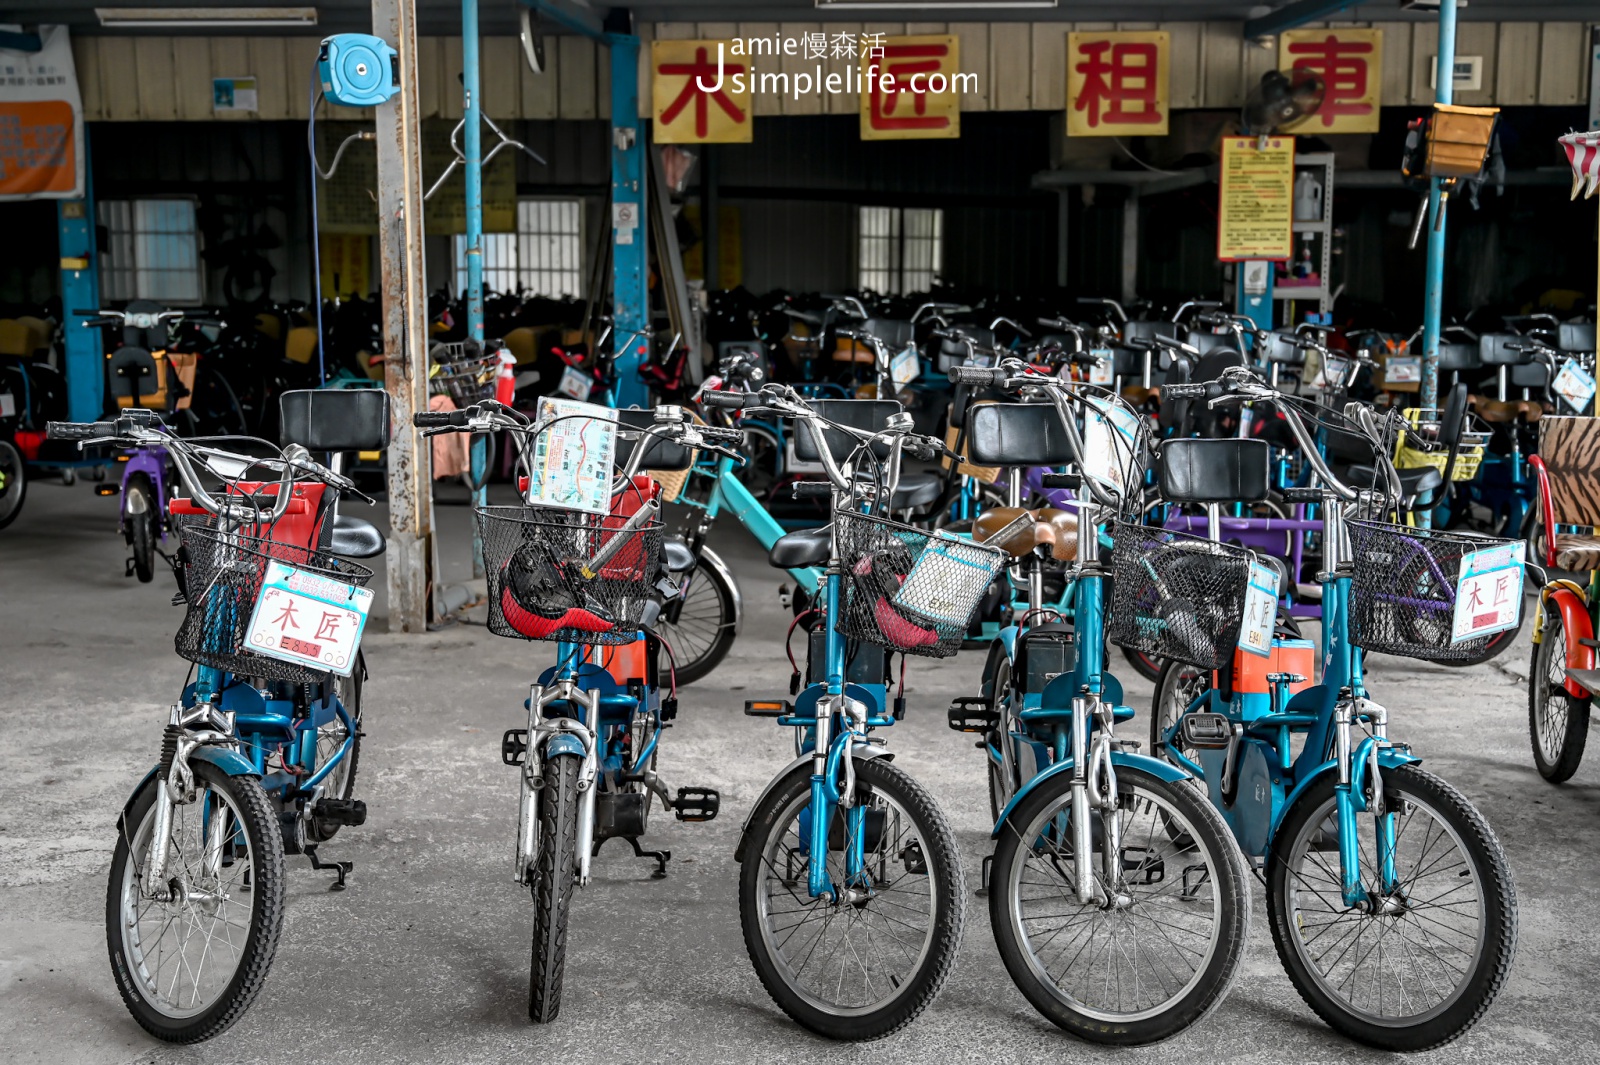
[1267,764,1517,1051]
[105,762,285,1043]
[1121,645,1165,682]
[126,475,158,583]
[529,752,581,1023]
[989,763,1250,1045]
[0,438,25,530]
[657,549,739,687]
[1528,605,1590,782]
[739,759,964,1040]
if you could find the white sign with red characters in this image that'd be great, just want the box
[245,561,374,676]
[1452,541,1525,643]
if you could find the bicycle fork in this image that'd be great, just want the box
[514,680,600,888]
[1333,694,1402,910]
[1069,692,1127,909]
[142,701,238,894]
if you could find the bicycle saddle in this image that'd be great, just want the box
[973,506,1077,561]
[769,527,831,569]
[330,514,385,559]
[1468,395,1542,423]
[890,471,943,511]
[1345,464,1443,504]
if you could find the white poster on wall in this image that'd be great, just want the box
[0,24,83,199]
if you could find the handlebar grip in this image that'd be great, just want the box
[412,409,471,428]
[790,481,834,500]
[701,390,758,410]
[697,425,744,446]
[947,365,1004,386]
[1041,472,1081,490]
[46,420,115,441]
[1161,384,1207,400]
[1281,487,1323,504]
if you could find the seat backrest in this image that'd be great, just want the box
[793,399,902,463]
[109,346,161,405]
[936,327,994,373]
[279,388,392,451]
[1538,416,1600,527]
[1437,342,1480,371]
[1559,322,1595,353]
[861,318,914,349]
[1512,360,1551,389]
[1439,381,1469,448]
[1478,333,1523,366]
[1186,331,1232,356]
[615,408,693,471]
[1262,330,1304,365]
[965,401,1076,468]
[1158,437,1270,504]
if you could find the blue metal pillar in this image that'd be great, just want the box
[58,139,102,423]
[1420,0,1458,417]
[607,32,649,410]
[463,0,488,578]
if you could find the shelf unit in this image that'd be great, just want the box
[1273,152,1335,315]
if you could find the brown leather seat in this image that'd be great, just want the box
[1469,395,1543,424]
[973,506,1077,561]
[1554,532,1600,572]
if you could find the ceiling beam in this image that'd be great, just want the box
[1243,0,1365,40]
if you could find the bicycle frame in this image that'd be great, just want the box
[680,451,821,595]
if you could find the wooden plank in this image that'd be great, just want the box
[1164,22,1202,110]
[989,22,1031,112]
[1495,23,1540,106]
[738,23,782,117]
[171,37,212,121]
[73,37,103,122]
[519,28,558,119]
[1452,21,1497,107]
[414,37,442,119]
[1200,21,1243,109]
[1374,22,1411,108]
[1410,20,1437,106]
[949,23,988,111]
[285,37,320,120]
[557,34,597,119]
[133,38,176,121]
[206,39,249,121]
[248,37,289,120]
[783,22,824,116]
[439,37,464,120]
[1538,22,1585,106]
[906,23,946,35]
[481,36,520,119]
[596,42,610,120]
[1031,23,1066,112]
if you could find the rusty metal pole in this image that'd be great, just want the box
[374,0,434,632]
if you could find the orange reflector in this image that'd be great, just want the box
[95,484,118,496]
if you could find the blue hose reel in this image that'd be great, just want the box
[318,34,399,107]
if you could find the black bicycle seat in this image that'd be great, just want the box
[890,471,942,511]
[769,527,831,569]
[661,536,696,573]
[330,514,385,559]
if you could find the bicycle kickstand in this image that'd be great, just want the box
[303,845,352,891]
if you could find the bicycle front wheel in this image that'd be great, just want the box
[1267,764,1517,1051]
[528,752,581,1023]
[990,763,1249,1044]
[739,759,964,1040]
[105,762,285,1043]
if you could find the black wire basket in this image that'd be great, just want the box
[833,511,1008,659]
[1109,521,1255,671]
[1347,519,1519,662]
[175,525,375,684]
[477,502,663,646]
[431,340,499,406]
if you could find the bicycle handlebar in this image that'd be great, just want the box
[702,389,762,410]
[413,408,473,428]
[947,365,1007,387]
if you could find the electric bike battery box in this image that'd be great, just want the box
[1231,637,1315,696]
[1018,624,1077,694]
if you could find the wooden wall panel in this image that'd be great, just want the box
[949,22,989,112]
[783,22,824,116]
[133,39,176,121]
[596,43,611,120]
[1165,23,1202,110]
[1495,23,1541,106]
[481,36,520,119]
[247,37,288,120]
[1450,21,1498,106]
[737,23,782,117]
[1374,22,1412,108]
[1199,22,1240,108]
[1409,21,1438,106]
[1031,23,1066,112]
[989,22,1031,112]
[557,34,597,120]
[519,32,558,120]
[1537,22,1586,106]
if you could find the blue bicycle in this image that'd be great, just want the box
[710,385,970,1040]
[1151,368,1517,1051]
[414,398,740,1023]
[49,388,389,1042]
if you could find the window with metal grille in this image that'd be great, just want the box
[857,206,943,295]
[453,199,583,298]
[98,198,204,304]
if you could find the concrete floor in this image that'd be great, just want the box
[3,476,1599,1065]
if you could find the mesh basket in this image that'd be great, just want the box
[1109,521,1255,671]
[1348,520,1514,662]
[175,526,374,684]
[430,340,498,405]
[833,511,1007,659]
[477,503,663,645]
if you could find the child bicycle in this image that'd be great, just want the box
[702,384,968,1040]
[942,360,1252,1045]
[413,398,739,1023]
[48,388,389,1043]
[1150,368,1518,1051]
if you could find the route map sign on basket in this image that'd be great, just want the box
[525,397,618,515]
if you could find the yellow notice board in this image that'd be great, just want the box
[1218,136,1295,262]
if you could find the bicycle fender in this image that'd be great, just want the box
[1270,747,1422,850]
[733,744,894,863]
[544,734,587,760]
[991,751,1189,840]
[116,748,261,829]
[1543,584,1594,698]
[696,545,743,636]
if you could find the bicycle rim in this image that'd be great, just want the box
[657,565,733,681]
[1534,623,1572,765]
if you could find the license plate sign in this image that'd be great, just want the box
[245,561,373,675]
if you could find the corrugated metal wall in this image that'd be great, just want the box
[72,19,1596,123]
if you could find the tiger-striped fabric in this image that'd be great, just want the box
[1540,416,1600,527]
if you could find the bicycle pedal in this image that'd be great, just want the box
[501,728,529,766]
[1180,712,1233,750]
[947,697,997,734]
[744,699,790,718]
[671,786,720,822]
[313,797,367,828]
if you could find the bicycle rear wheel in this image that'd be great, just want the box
[105,762,285,1043]
[657,548,738,686]
[1267,764,1517,1051]
[0,438,25,530]
[528,752,581,1023]
[1529,605,1590,781]
[990,763,1250,1045]
[739,759,964,1040]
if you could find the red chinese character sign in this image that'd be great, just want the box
[859,36,961,142]
[652,40,752,144]
[1067,32,1169,138]
[1279,29,1383,134]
